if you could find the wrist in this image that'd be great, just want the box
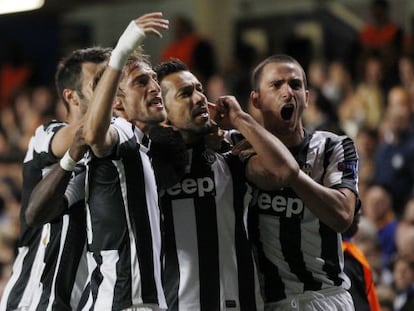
[59,150,77,172]
[109,21,146,70]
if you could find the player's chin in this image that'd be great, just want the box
[148,110,167,123]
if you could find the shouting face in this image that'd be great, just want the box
[251,61,309,143]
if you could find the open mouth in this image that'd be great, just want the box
[281,104,294,120]
[192,106,209,118]
[149,97,163,108]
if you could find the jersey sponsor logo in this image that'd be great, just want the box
[255,192,304,219]
[160,173,216,198]
[337,160,357,178]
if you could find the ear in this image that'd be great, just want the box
[62,89,78,106]
[113,97,124,111]
[304,89,310,109]
[250,90,260,109]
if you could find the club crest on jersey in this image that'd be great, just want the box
[337,161,357,178]
[202,149,216,164]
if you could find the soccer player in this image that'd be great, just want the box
[248,54,359,310]
[0,47,111,310]
[155,59,298,311]
[81,12,169,310]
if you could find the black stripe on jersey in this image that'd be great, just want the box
[90,253,104,311]
[318,136,345,286]
[123,143,158,304]
[227,155,257,311]
[280,139,322,291]
[319,222,342,286]
[279,198,322,291]
[339,137,358,181]
[248,194,286,302]
[77,282,90,311]
[321,137,334,183]
[113,240,133,310]
[51,203,87,310]
[161,201,180,311]
[36,221,63,310]
[191,145,220,311]
[5,234,42,309]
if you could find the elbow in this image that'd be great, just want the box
[25,206,41,227]
[332,212,353,233]
[332,202,354,233]
[83,127,98,146]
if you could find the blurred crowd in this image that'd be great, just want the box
[1,0,414,309]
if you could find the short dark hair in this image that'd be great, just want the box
[55,47,111,112]
[155,58,189,83]
[251,54,308,90]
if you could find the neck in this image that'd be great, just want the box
[134,120,152,135]
[271,125,305,148]
[179,130,203,146]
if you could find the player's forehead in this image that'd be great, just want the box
[262,61,303,80]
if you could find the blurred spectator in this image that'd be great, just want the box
[355,127,379,201]
[323,61,354,109]
[392,256,414,311]
[303,86,344,135]
[401,197,414,225]
[160,15,218,85]
[0,42,33,110]
[304,59,343,134]
[398,55,414,108]
[376,284,396,311]
[359,0,403,89]
[373,86,414,214]
[363,184,398,268]
[395,223,414,264]
[338,55,385,138]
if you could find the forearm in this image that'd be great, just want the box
[83,68,121,148]
[26,164,71,227]
[290,170,355,232]
[233,112,299,183]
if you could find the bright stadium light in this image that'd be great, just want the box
[0,0,45,15]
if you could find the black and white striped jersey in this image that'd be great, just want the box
[249,130,359,303]
[160,142,263,311]
[83,117,166,311]
[0,121,89,311]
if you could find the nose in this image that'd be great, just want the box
[280,83,293,100]
[149,77,161,93]
[193,90,206,106]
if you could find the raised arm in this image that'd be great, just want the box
[214,95,356,232]
[25,126,87,227]
[214,95,299,190]
[83,12,169,157]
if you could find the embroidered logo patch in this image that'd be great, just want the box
[337,161,357,178]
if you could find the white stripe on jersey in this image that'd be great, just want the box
[0,247,29,310]
[162,149,263,310]
[27,225,50,310]
[171,198,200,310]
[44,215,70,310]
[94,250,119,309]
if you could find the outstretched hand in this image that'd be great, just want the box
[134,12,169,38]
[109,12,169,70]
